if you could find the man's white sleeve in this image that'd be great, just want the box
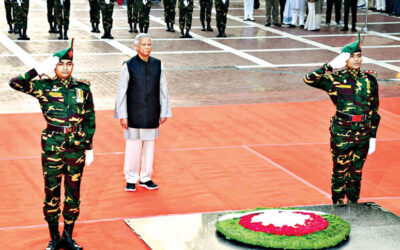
[160,63,172,118]
[114,63,129,119]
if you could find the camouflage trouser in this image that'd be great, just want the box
[199,0,212,23]
[41,131,86,224]
[215,0,228,29]
[330,116,371,204]
[46,0,55,24]
[100,0,114,30]
[127,0,140,24]
[139,0,152,29]
[179,0,193,30]
[54,0,70,29]
[15,0,29,29]
[163,0,177,24]
[265,0,279,24]
[89,0,100,24]
[5,0,14,24]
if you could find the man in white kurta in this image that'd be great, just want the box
[289,0,306,27]
[114,33,172,192]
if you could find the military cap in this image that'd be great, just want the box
[341,32,361,54]
[53,38,74,61]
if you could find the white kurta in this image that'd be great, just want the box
[114,62,172,141]
[304,2,321,30]
[244,0,255,20]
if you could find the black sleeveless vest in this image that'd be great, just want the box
[126,55,161,128]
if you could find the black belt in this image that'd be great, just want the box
[335,111,369,122]
[47,123,83,133]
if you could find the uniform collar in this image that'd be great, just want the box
[345,67,361,81]
[57,77,73,88]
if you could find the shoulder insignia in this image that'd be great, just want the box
[363,70,377,78]
[75,78,91,86]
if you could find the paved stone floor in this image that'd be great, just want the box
[1,0,400,114]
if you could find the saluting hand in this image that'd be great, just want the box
[368,138,376,155]
[329,52,350,69]
[86,150,94,166]
[120,118,128,130]
[160,117,167,125]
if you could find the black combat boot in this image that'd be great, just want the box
[49,22,55,33]
[108,28,114,39]
[63,28,68,40]
[14,25,19,34]
[144,27,148,33]
[201,21,206,31]
[22,28,30,40]
[17,28,23,40]
[95,23,100,33]
[61,222,82,250]
[133,23,138,33]
[170,23,175,32]
[129,22,133,32]
[206,21,213,31]
[101,28,108,39]
[58,26,63,40]
[8,23,13,33]
[166,22,171,32]
[185,29,192,38]
[91,22,96,32]
[139,26,143,33]
[54,22,59,33]
[221,27,227,37]
[179,29,185,38]
[216,27,222,37]
[46,222,61,250]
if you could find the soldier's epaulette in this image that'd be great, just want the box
[75,78,91,86]
[362,70,377,78]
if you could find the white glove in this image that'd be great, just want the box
[368,138,376,155]
[184,0,189,6]
[329,52,350,69]
[105,0,110,4]
[35,56,59,77]
[222,0,226,4]
[86,150,94,166]
[17,0,22,6]
[143,0,147,4]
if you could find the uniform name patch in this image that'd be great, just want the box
[337,85,352,89]
[49,92,63,97]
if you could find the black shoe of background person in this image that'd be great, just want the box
[58,27,63,40]
[185,29,193,38]
[139,180,158,190]
[216,27,223,37]
[125,183,136,192]
[170,24,175,32]
[133,23,138,33]
[14,25,19,34]
[274,22,281,27]
[8,23,13,33]
[54,22,59,33]
[300,25,304,29]
[201,21,206,31]
[108,28,114,39]
[166,22,171,32]
[180,29,185,38]
[351,27,357,32]
[221,27,227,37]
[265,22,271,26]
[91,22,96,33]
[341,26,349,31]
[129,22,134,32]
[63,29,68,40]
[206,22,213,31]
[288,24,295,28]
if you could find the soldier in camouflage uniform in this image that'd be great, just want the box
[15,0,29,40]
[200,0,213,31]
[178,0,193,38]
[139,0,152,33]
[89,0,101,33]
[54,0,71,40]
[46,0,58,33]
[100,0,115,39]
[4,0,15,33]
[163,0,177,32]
[215,0,228,37]
[303,33,380,205]
[127,0,139,33]
[9,39,95,250]
[11,0,19,33]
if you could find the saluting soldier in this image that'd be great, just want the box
[15,0,29,40]
[100,0,115,39]
[4,0,15,33]
[46,0,58,33]
[138,0,151,33]
[303,33,380,205]
[178,0,194,38]
[89,0,101,33]
[127,0,139,33]
[199,0,213,31]
[215,0,228,37]
[163,0,176,32]
[54,0,71,40]
[9,39,95,250]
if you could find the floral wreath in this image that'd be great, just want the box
[216,207,350,249]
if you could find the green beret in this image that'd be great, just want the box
[53,38,74,61]
[341,32,361,54]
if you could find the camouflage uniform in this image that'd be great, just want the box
[304,63,380,204]
[127,0,140,24]
[46,0,55,27]
[178,0,194,30]
[54,0,70,30]
[139,0,152,32]
[15,0,29,29]
[89,0,101,25]
[100,0,114,30]
[199,0,212,25]
[4,0,15,26]
[215,0,228,29]
[9,70,96,224]
[163,0,177,25]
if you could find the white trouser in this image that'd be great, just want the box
[375,0,385,10]
[291,9,305,25]
[244,0,254,19]
[124,139,155,183]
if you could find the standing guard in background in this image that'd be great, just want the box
[11,0,19,33]
[127,0,139,33]
[89,0,101,33]
[4,0,15,33]
[164,0,177,32]
[178,0,194,38]
[200,0,213,31]
[303,33,380,205]
[139,0,152,33]
[215,0,229,37]
[55,0,71,40]
[100,0,115,39]
[47,0,58,33]
[15,0,30,40]
[342,0,357,32]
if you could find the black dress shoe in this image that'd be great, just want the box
[273,22,281,27]
[300,25,304,29]
[351,27,357,32]
[341,27,349,31]
[264,22,271,26]
[288,24,295,28]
